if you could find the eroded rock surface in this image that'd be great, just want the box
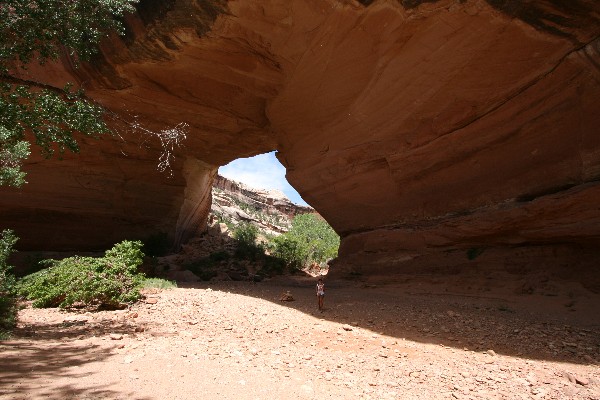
[1,0,599,286]
[212,174,312,235]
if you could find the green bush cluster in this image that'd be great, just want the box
[0,229,18,338]
[269,214,339,270]
[233,222,265,260]
[233,222,259,247]
[17,241,146,309]
[225,216,339,276]
[232,223,286,275]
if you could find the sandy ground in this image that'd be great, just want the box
[1,276,599,400]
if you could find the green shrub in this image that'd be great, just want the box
[0,229,18,338]
[233,223,265,261]
[141,278,177,290]
[269,234,303,270]
[233,222,259,247]
[269,214,339,269]
[17,240,146,309]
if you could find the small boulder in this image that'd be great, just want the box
[280,291,294,301]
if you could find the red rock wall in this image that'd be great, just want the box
[2,0,599,286]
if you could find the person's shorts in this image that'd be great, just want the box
[317,292,325,296]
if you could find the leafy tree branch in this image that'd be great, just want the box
[0,0,139,187]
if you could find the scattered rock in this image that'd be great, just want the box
[145,298,158,305]
[279,291,294,302]
[110,333,123,340]
[563,372,577,384]
[63,315,89,324]
[583,354,596,364]
[342,324,353,331]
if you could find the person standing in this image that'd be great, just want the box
[316,278,325,312]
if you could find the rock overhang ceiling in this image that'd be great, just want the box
[2,0,599,288]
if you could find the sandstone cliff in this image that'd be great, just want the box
[1,0,599,289]
[211,174,312,236]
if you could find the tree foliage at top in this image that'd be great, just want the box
[0,0,138,187]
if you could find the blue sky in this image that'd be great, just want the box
[219,152,309,206]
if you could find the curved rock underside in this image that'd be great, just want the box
[2,0,600,289]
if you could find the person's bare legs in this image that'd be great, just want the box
[318,295,324,311]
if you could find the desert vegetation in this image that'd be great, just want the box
[0,229,18,338]
[181,214,340,282]
[0,236,177,339]
[269,213,339,271]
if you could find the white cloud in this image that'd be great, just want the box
[219,152,309,206]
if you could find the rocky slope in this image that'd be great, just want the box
[159,175,312,282]
[1,0,599,288]
[211,174,312,236]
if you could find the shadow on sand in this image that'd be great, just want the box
[179,275,600,367]
[0,319,152,400]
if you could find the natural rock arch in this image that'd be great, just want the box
[2,0,599,288]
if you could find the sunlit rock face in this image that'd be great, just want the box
[2,0,599,288]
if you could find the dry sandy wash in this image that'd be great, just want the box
[1,277,599,400]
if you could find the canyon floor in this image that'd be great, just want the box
[1,275,599,400]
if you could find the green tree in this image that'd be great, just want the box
[0,229,18,338]
[0,0,138,187]
[270,213,339,269]
[233,222,259,248]
[233,222,263,260]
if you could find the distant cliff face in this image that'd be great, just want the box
[211,175,312,236]
[1,0,599,289]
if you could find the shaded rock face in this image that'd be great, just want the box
[2,0,599,288]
